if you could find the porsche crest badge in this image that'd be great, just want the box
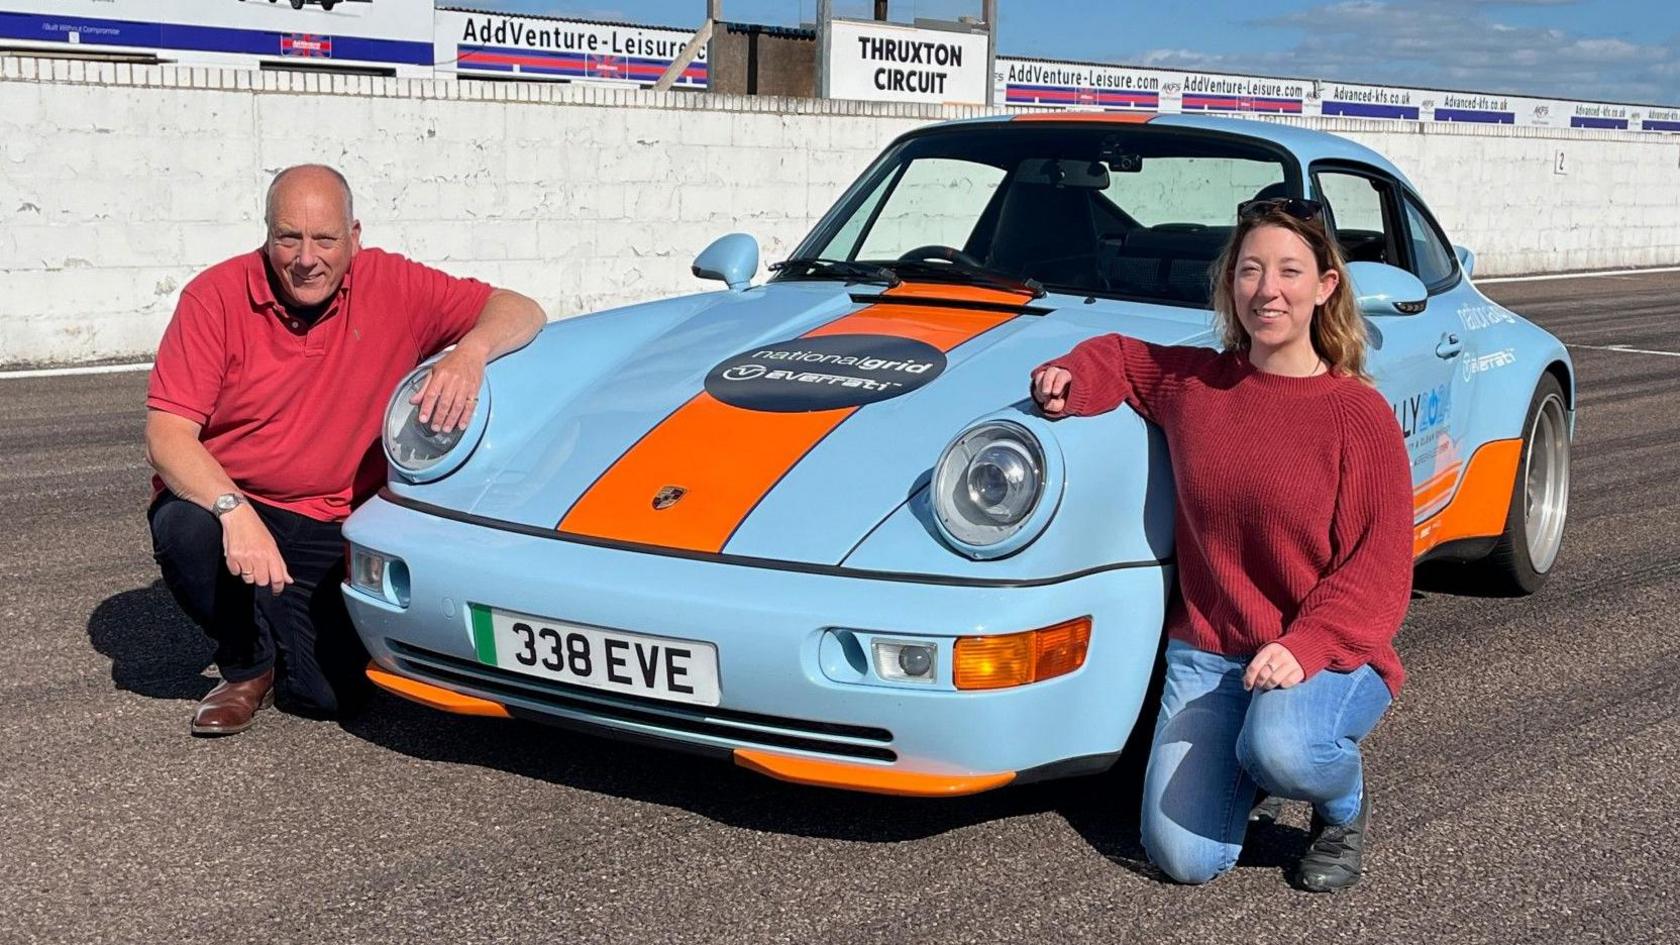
[652,485,687,510]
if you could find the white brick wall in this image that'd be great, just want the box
[2,57,1678,365]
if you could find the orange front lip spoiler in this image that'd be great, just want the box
[366,662,511,718]
[734,748,1015,797]
[365,664,1015,796]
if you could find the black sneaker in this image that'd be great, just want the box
[1249,791,1285,825]
[1298,783,1371,892]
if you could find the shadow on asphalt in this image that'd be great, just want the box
[337,689,1311,884]
[87,583,1314,882]
[86,581,216,702]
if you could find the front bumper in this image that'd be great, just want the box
[344,494,1171,795]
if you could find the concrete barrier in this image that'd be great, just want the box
[3,56,1677,365]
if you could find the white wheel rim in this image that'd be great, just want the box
[1522,393,1570,574]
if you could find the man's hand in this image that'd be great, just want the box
[1244,642,1304,691]
[1031,366,1074,417]
[221,504,292,595]
[411,344,487,433]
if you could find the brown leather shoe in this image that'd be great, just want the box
[190,669,275,736]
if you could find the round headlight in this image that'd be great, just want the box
[932,421,1048,551]
[382,367,488,481]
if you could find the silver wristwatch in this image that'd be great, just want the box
[211,493,245,518]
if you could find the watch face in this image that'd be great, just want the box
[215,494,239,512]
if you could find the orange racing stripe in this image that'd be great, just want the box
[1413,437,1522,558]
[1412,462,1465,515]
[557,287,1021,553]
[1012,112,1155,124]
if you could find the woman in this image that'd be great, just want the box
[1030,197,1413,891]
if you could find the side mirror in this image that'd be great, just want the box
[692,233,759,292]
[1454,244,1476,278]
[1347,261,1429,316]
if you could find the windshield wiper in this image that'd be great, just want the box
[769,257,902,287]
[881,259,1047,299]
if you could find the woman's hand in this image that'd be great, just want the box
[1244,642,1304,691]
[1031,366,1073,417]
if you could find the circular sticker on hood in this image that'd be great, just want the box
[704,334,947,412]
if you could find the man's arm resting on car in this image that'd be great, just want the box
[145,410,292,593]
[413,288,547,433]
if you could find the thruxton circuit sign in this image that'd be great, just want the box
[828,19,989,105]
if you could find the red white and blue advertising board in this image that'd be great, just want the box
[996,56,1680,135]
[0,0,434,76]
[434,8,705,88]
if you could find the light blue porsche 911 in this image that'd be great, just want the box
[342,114,1573,796]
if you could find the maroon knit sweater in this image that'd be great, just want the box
[1043,335,1414,696]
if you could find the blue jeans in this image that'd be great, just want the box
[1139,639,1392,885]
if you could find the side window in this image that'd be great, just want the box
[1313,170,1393,265]
[1403,196,1459,290]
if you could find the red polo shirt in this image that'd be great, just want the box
[147,247,493,522]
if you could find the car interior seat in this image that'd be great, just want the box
[985,183,1101,286]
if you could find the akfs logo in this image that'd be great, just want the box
[281,35,333,58]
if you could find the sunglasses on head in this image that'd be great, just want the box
[1237,197,1324,222]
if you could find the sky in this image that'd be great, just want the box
[461,0,1680,105]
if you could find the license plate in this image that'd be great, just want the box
[469,604,721,707]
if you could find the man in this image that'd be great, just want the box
[145,164,546,735]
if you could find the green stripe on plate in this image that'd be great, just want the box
[470,604,496,664]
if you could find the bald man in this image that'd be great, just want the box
[145,165,545,735]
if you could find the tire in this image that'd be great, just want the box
[1480,373,1570,595]
[290,0,306,10]
[321,0,338,9]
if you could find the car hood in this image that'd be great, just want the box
[416,280,1214,566]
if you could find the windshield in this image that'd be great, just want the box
[783,124,1296,307]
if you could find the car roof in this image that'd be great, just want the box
[916,112,1419,194]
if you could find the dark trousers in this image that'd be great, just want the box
[148,492,368,717]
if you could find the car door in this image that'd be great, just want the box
[1311,164,1466,529]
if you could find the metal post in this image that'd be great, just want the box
[707,0,721,92]
[983,0,997,107]
[652,18,713,91]
[817,0,832,99]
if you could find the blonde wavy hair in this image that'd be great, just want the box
[1210,202,1371,383]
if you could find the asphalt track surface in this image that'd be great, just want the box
[2,272,1676,945]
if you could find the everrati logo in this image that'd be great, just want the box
[1463,348,1517,382]
[652,486,686,510]
[704,334,947,412]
